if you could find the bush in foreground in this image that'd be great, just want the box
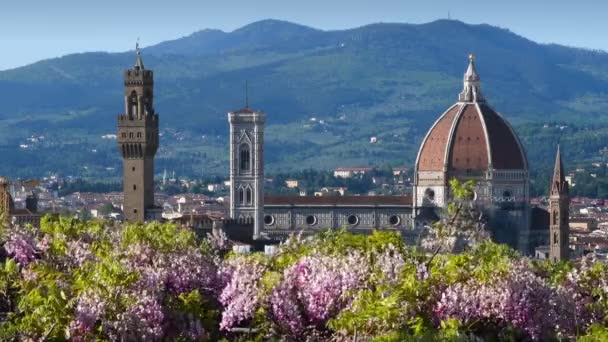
[0,216,607,341]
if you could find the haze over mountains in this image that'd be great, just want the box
[1,19,608,180]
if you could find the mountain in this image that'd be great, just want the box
[1,19,608,181]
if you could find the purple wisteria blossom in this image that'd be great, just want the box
[5,228,37,266]
[435,262,581,339]
[269,252,369,335]
[219,255,267,330]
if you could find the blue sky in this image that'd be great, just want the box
[0,0,606,70]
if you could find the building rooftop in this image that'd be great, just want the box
[416,57,527,172]
[265,195,412,206]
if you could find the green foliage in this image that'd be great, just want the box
[314,229,406,255]
[0,259,19,315]
[449,179,477,201]
[531,259,574,285]
[121,221,197,252]
[580,324,608,341]
[432,241,518,285]
[2,214,608,341]
[16,276,71,339]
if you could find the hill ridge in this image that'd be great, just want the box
[0,19,608,178]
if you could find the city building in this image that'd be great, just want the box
[228,107,413,237]
[263,196,413,240]
[117,45,160,222]
[0,177,41,226]
[333,168,374,178]
[413,55,533,252]
[285,180,299,188]
[224,56,566,255]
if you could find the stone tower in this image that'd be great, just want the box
[228,106,265,238]
[0,177,14,222]
[117,45,159,222]
[549,145,570,261]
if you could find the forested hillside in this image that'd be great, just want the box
[1,19,608,182]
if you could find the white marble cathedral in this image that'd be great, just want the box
[228,56,562,255]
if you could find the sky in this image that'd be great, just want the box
[0,0,606,70]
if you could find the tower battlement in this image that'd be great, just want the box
[117,113,159,123]
[124,69,153,80]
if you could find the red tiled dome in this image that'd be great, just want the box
[416,56,527,172]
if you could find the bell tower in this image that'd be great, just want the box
[549,145,569,261]
[228,103,265,238]
[117,44,159,222]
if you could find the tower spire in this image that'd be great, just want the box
[458,54,484,102]
[549,144,570,261]
[551,144,568,195]
[135,38,144,70]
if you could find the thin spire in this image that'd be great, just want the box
[551,144,568,195]
[135,38,145,70]
[458,54,484,102]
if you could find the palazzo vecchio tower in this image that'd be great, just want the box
[117,45,159,222]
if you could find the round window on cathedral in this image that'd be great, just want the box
[264,215,275,226]
[389,215,400,226]
[347,215,359,225]
[306,215,317,226]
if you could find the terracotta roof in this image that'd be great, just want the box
[416,103,526,172]
[264,195,412,206]
[479,104,526,169]
[416,57,527,173]
[417,105,460,171]
[448,104,490,170]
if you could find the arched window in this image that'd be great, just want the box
[553,211,558,225]
[238,188,244,204]
[144,92,152,115]
[553,232,558,245]
[246,188,252,205]
[240,144,251,171]
[129,91,138,116]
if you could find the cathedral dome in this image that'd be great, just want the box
[415,56,527,172]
